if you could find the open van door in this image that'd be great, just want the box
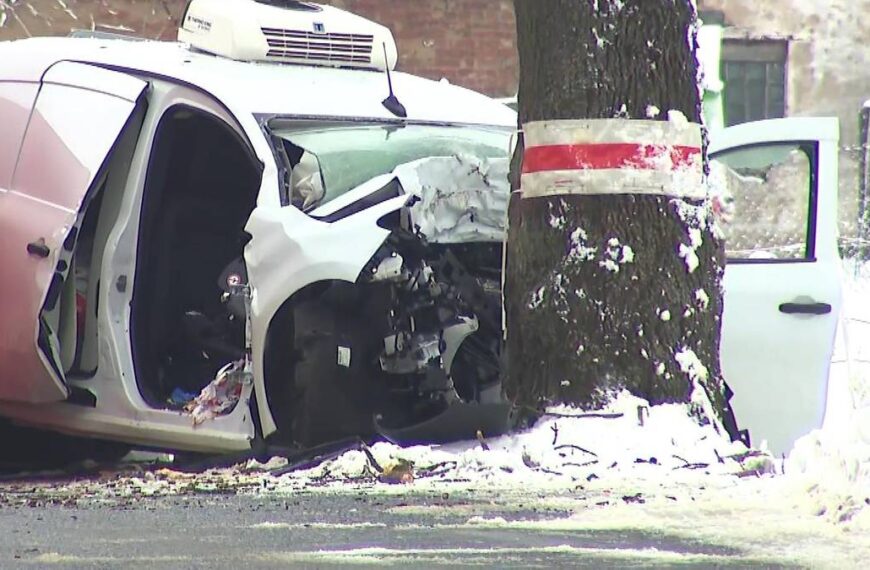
[710,117,842,456]
[0,62,147,403]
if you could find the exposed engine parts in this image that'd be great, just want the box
[361,230,502,411]
[367,253,407,283]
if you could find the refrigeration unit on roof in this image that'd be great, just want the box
[178,0,398,71]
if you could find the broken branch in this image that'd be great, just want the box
[476,430,490,451]
[562,460,598,468]
[542,411,624,420]
[554,444,598,457]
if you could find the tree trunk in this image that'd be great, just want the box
[505,0,729,425]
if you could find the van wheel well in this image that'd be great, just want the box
[262,280,393,447]
[262,281,329,446]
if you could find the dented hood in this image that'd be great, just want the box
[395,155,510,244]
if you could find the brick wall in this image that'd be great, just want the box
[322,0,518,97]
[0,0,519,97]
[0,0,184,42]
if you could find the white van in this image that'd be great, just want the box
[0,0,842,460]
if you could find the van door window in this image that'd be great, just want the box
[710,142,815,261]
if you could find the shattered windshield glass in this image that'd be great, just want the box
[270,123,512,211]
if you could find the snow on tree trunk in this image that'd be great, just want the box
[505,0,729,424]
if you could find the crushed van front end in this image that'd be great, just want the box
[247,121,515,447]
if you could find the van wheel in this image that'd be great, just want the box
[265,283,391,448]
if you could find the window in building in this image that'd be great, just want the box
[722,40,787,126]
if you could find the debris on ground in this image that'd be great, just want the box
[244,456,289,472]
[0,392,779,511]
[378,458,415,484]
[476,430,490,451]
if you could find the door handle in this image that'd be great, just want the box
[26,239,50,258]
[779,302,832,315]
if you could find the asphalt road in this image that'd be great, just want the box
[0,489,796,569]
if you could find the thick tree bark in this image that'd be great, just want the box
[505,1,728,423]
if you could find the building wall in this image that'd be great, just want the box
[0,0,518,97]
[324,0,518,97]
[700,0,870,239]
[0,0,184,41]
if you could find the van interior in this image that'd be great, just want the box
[131,105,262,407]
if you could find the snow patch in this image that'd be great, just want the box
[675,347,708,383]
[678,244,699,273]
[250,521,387,530]
[787,427,870,529]
[548,213,566,230]
[267,390,749,497]
[667,109,690,129]
[528,286,546,310]
[675,347,723,434]
[568,227,596,262]
[694,288,710,310]
[678,228,703,273]
[598,238,634,273]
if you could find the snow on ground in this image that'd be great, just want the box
[0,393,764,512]
[269,392,758,496]
[784,262,870,531]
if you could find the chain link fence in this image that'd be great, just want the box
[830,125,870,414]
[838,127,870,413]
[836,263,870,412]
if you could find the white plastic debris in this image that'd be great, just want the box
[184,360,247,425]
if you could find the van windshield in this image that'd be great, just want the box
[270,123,512,211]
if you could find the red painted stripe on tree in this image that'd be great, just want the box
[522,143,701,174]
[520,118,705,198]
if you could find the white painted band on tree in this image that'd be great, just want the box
[520,119,704,199]
[524,119,701,147]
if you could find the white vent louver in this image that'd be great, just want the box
[261,27,374,65]
[178,0,397,71]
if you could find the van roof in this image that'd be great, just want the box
[0,37,516,128]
